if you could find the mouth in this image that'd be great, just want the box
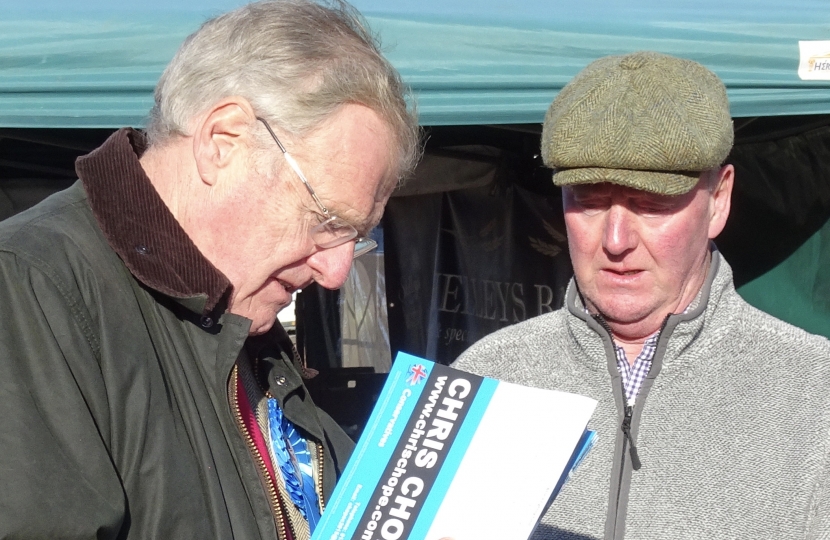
[277,279,299,294]
[276,277,315,295]
[606,268,641,276]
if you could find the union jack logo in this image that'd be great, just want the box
[406,364,429,385]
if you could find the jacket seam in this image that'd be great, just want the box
[0,247,101,360]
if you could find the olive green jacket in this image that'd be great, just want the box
[0,129,354,539]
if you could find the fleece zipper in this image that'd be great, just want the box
[595,314,670,540]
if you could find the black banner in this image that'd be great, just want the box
[384,181,573,365]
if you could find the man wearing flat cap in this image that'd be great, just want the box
[454,51,830,539]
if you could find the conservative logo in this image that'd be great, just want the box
[406,364,429,385]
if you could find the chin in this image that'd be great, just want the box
[230,297,287,336]
[594,298,656,325]
[245,309,282,336]
[248,319,276,336]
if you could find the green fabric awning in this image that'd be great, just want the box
[2,0,830,127]
[739,222,830,339]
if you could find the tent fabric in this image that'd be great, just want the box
[738,222,830,339]
[723,123,830,339]
[2,0,830,128]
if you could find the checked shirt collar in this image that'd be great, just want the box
[615,335,658,406]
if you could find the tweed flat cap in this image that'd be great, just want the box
[542,51,733,195]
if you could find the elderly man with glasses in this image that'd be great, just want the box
[0,1,419,539]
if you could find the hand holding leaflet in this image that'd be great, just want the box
[312,353,597,540]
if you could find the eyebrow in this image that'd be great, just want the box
[329,204,375,237]
[353,217,378,238]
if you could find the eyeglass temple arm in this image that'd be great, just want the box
[256,117,330,216]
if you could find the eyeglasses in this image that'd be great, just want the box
[257,117,378,259]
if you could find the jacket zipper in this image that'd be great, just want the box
[594,315,638,522]
[314,441,326,513]
[621,405,642,471]
[596,313,670,539]
[230,365,294,540]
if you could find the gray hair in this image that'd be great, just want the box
[145,0,420,180]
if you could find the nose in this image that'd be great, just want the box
[307,242,354,289]
[602,204,638,256]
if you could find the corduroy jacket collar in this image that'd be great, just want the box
[75,128,231,315]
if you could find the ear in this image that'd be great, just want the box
[707,164,734,240]
[192,96,257,186]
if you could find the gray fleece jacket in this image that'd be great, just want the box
[453,252,830,540]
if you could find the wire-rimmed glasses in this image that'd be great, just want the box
[257,117,378,259]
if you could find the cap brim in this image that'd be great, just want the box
[552,167,701,196]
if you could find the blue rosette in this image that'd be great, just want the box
[267,398,322,531]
